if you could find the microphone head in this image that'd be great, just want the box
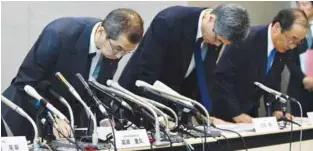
[76,73,90,88]
[106,79,113,86]
[135,80,150,88]
[24,85,42,100]
[254,82,261,86]
[55,72,71,88]
[40,118,47,125]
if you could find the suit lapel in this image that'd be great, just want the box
[70,23,96,80]
[256,26,269,82]
[181,9,205,77]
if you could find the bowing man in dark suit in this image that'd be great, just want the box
[1,9,143,139]
[118,4,250,124]
[212,8,309,123]
[286,1,313,117]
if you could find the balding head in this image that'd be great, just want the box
[271,8,309,52]
[102,8,144,44]
[272,8,309,32]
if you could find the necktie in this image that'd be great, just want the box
[266,48,277,75]
[194,37,212,112]
[96,56,118,84]
[92,56,103,79]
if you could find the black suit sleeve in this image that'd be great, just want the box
[12,28,61,88]
[213,45,244,119]
[285,48,305,84]
[266,62,283,112]
[137,15,173,85]
[1,28,61,139]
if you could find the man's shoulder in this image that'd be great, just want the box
[237,25,268,46]
[156,6,204,20]
[43,17,100,33]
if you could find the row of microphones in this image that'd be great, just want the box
[104,80,168,146]
[36,81,75,138]
[1,95,40,151]
[24,85,68,122]
[87,81,133,111]
[76,73,108,116]
[136,80,211,127]
[9,70,218,147]
[55,72,98,145]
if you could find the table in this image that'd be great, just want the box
[118,117,313,151]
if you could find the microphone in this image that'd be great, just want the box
[136,81,195,109]
[76,73,108,116]
[88,80,133,111]
[254,82,296,103]
[55,72,98,145]
[1,95,40,151]
[36,81,75,135]
[137,96,178,129]
[24,85,68,121]
[89,80,164,130]
[136,80,210,127]
[106,80,169,146]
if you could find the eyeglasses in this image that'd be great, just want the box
[282,32,304,45]
[108,39,132,55]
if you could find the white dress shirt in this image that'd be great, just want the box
[88,22,102,81]
[267,24,275,69]
[184,9,211,78]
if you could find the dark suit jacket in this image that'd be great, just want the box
[286,39,313,116]
[118,6,219,103]
[1,17,119,139]
[212,25,298,121]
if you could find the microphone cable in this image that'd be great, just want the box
[289,118,293,151]
[295,100,303,151]
[211,124,248,151]
[108,115,117,151]
[49,117,83,151]
[218,134,231,151]
[50,115,82,151]
[54,127,84,151]
[160,129,173,150]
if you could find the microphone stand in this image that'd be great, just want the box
[36,107,45,143]
[275,96,300,128]
[265,95,274,117]
[87,104,98,137]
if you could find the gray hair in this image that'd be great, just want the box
[102,8,144,44]
[212,4,250,44]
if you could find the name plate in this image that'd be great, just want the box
[307,112,313,124]
[252,117,279,133]
[115,129,150,149]
[1,136,29,151]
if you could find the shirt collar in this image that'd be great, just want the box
[89,22,102,54]
[267,24,274,57]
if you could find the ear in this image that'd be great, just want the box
[208,14,216,23]
[272,22,282,34]
[96,26,105,34]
